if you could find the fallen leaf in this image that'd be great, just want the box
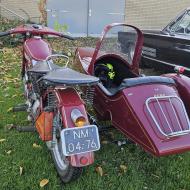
[6,150,12,154]
[40,179,49,188]
[11,94,17,98]
[108,132,115,139]
[101,140,109,145]
[0,139,6,143]
[95,166,103,176]
[67,52,72,57]
[33,143,42,148]
[5,124,15,130]
[20,166,23,176]
[120,165,127,173]
[4,93,9,97]
[7,107,13,112]
[151,174,160,179]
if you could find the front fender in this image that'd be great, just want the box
[56,88,94,167]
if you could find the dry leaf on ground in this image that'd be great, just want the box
[7,107,13,112]
[120,165,127,173]
[40,179,49,188]
[0,139,6,143]
[19,166,23,176]
[95,166,103,176]
[33,143,42,148]
[6,150,12,154]
[101,140,109,145]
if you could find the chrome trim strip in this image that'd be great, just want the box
[142,55,190,72]
[146,95,190,138]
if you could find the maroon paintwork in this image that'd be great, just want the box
[9,24,67,37]
[43,88,94,167]
[24,38,51,61]
[74,23,190,156]
[1,24,95,167]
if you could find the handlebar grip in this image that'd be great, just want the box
[61,34,76,40]
[0,31,10,37]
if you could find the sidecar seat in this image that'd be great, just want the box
[119,76,175,89]
[98,76,175,96]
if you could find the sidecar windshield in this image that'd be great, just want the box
[99,25,138,65]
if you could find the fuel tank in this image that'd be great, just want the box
[24,37,52,61]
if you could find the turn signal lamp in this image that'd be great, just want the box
[174,66,185,75]
[71,109,86,127]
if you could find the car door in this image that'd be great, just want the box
[142,9,190,71]
[166,11,190,69]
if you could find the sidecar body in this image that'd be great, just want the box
[73,23,190,156]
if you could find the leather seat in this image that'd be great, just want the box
[27,61,61,74]
[100,76,175,96]
[39,68,99,86]
[120,76,175,89]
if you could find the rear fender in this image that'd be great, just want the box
[56,88,94,167]
[164,74,190,116]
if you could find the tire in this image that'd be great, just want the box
[49,115,82,183]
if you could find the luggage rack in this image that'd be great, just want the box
[145,95,190,138]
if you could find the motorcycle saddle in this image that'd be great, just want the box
[40,68,99,86]
[27,61,61,74]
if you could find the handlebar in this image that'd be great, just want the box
[0,30,75,40]
[60,33,76,40]
[0,24,76,40]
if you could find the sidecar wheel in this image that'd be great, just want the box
[50,137,82,183]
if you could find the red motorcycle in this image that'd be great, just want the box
[0,24,100,183]
[74,23,190,157]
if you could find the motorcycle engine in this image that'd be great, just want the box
[23,72,41,121]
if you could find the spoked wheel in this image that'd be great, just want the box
[49,114,82,183]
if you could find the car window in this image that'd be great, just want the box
[170,11,190,34]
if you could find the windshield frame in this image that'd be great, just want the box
[88,23,143,75]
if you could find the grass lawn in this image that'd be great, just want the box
[0,39,190,190]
